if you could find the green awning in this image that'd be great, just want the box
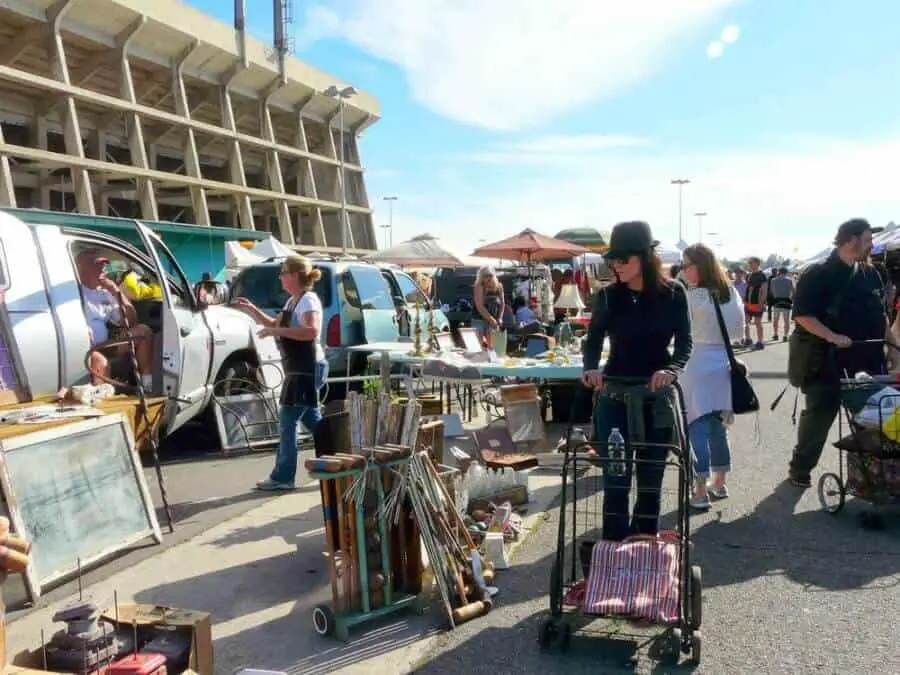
[0,208,270,242]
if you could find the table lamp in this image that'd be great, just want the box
[554,284,586,317]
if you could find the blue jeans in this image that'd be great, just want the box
[593,395,669,542]
[271,360,329,485]
[689,412,731,479]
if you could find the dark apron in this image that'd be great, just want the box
[278,296,318,408]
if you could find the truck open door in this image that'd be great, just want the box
[133,222,214,431]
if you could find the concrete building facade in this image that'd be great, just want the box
[0,0,380,252]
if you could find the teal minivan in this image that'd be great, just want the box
[228,256,448,379]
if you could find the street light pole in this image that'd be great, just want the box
[671,178,691,249]
[324,85,358,255]
[380,224,390,249]
[383,195,398,247]
[694,211,707,242]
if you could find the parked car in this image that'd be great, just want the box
[377,264,451,339]
[229,256,404,381]
[0,211,283,437]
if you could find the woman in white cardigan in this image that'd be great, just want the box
[680,244,746,509]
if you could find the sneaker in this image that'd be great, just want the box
[772,334,779,341]
[782,336,788,343]
[742,338,753,347]
[708,484,729,500]
[788,474,811,489]
[753,342,765,350]
[690,495,711,510]
[255,478,295,491]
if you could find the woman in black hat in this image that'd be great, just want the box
[582,221,692,541]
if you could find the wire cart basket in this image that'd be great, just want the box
[539,377,702,665]
[818,375,900,529]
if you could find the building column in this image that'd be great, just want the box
[87,129,108,214]
[295,94,326,246]
[117,16,158,221]
[172,41,210,225]
[220,63,254,230]
[350,115,375,249]
[0,124,15,207]
[47,0,95,214]
[33,117,51,209]
[326,106,354,249]
[260,80,293,244]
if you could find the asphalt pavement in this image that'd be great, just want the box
[408,338,900,675]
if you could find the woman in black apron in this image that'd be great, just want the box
[234,255,328,490]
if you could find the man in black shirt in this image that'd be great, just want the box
[743,257,768,350]
[788,218,888,488]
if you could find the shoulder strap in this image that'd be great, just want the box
[712,294,739,369]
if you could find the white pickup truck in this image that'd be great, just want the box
[0,211,282,436]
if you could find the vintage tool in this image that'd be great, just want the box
[45,599,119,672]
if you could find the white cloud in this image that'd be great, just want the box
[467,133,651,165]
[707,41,726,59]
[721,24,741,44]
[298,0,739,130]
[375,136,900,261]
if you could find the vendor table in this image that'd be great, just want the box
[0,395,167,451]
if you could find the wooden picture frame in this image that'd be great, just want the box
[0,413,162,603]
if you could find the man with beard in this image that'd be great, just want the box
[788,218,889,488]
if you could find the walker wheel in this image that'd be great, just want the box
[663,627,681,665]
[691,630,702,664]
[538,618,569,650]
[817,473,845,514]
[689,565,702,630]
[312,604,335,637]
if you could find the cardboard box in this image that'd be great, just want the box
[10,604,212,675]
[101,605,212,675]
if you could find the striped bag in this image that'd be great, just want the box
[582,530,681,624]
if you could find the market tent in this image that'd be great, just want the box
[252,236,295,259]
[554,227,607,252]
[473,228,589,262]
[225,241,267,269]
[365,233,464,268]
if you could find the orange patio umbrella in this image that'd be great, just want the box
[472,228,590,262]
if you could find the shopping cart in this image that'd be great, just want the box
[817,373,900,529]
[538,376,702,665]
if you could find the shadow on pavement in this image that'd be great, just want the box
[691,479,900,591]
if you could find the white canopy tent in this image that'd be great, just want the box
[225,241,267,269]
[251,236,295,260]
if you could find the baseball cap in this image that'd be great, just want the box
[76,249,110,265]
[834,218,883,246]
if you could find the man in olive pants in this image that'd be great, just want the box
[790,219,888,488]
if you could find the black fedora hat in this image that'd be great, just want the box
[603,221,660,260]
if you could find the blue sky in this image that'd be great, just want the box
[189,0,900,260]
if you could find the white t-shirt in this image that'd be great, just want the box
[285,292,325,362]
[82,285,121,345]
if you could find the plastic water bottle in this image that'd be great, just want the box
[607,427,626,477]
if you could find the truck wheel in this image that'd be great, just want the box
[213,356,262,397]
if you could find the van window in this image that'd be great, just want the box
[395,272,428,306]
[231,265,331,313]
[344,266,393,311]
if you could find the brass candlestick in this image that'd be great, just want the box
[411,297,425,356]
[426,306,436,352]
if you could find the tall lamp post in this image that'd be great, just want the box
[671,178,691,250]
[383,195,398,247]
[380,224,391,249]
[324,84,357,255]
[694,211,707,242]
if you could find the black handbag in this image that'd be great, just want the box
[712,295,760,415]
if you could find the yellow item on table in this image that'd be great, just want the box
[882,406,900,442]
[121,270,162,300]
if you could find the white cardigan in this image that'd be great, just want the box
[681,286,746,424]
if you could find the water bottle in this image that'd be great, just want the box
[607,427,626,477]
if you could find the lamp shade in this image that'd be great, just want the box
[554,284,586,311]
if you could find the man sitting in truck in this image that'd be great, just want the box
[75,249,154,390]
